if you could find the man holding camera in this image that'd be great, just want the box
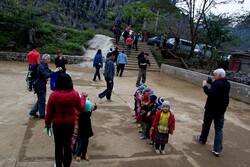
[195,68,231,157]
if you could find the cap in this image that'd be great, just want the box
[161,100,171,109]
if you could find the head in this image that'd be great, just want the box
[109,51,116,60]
[144,53,149,59]
[42,54,51,64]
[97,49,102,55]
[57,50,62,57]
[32,44,38,50]
[54,73,73,91]
[156,97,164,106]
[213,68,226,80]
[148,94,157,104]
[161,100,171,113]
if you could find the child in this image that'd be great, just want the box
[75,92,97,162]
[151,100,175,154]
[141,94,157,139]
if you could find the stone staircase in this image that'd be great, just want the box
[111,39,160,72]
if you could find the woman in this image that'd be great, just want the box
[93,49,103,81]
[45,73,85,167]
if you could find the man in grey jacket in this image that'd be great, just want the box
[98,51,115,102]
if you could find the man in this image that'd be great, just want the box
[113,26,121,45]
[29,54,61,119]
[54,50,68,73]
[26,44,41,91]
[126,35,133,55]
[136,53,150,87]
[195,68,231,157]
[116,50,128,77]
[98,51,115,102]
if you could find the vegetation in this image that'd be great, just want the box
[0,5,94,55]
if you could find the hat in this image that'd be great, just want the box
[156,97,164,106]
[149,94,157,101]
[42,53,50,60]
[161,100,171,109]
[138,85,145,90]
[213,68,226,78]
[84,99,93,112]
[142,86,151,94]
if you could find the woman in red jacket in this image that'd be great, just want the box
[45,73,85,167]
[151,100,175,155]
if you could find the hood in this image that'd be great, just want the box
[52,90,78,106]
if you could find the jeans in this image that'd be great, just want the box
[98,77,114,100]
[75,137,89,157]
[200,110,225,153]
[93,66,101,81]
[53,124,74,167]
[29,92,46,117]
[136,68,146,86]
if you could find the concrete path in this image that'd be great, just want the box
[0,61,249,167]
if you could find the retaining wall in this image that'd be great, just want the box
[0,52,85,64]
[161,64,250,104]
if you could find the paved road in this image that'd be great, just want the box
[0,61,249,167]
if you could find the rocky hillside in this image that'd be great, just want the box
[0,0,137,29]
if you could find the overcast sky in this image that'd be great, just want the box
[211,1,250,15]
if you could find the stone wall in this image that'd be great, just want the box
[161,64,250,104]
[0,52,85,64]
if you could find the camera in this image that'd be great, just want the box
[207,77,213,84]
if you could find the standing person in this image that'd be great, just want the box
[143,30,148,43]
[136,53,150,87]
[113,47,120,63]
[97,52,115,102]
[75,92,97,162]
[194,68,231,156]
[29,54,61,119]
[122,29,129,46]
[116,50,128,77]
[133,33,139,51]
[93,49,103,81]
[152,100,175,155]
[113,26,122,45]
[45,73,85,167]
[55,50,68,73]
[106,48,113,59]
[26,44,41,91]
[126,35,133,55]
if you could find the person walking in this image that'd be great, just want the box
[54,50,68,73]
[45,73,85,167]
[133,33,139,51]
[136,53,150,87]
[194,68,231,157]
[93,49,103,81]
[29,54,61,119]
[116,50,128,77]
[97,51,115,102]
[26,44,41,91]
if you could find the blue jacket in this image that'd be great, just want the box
[35,61,55,93]
[117,53,128,64]
[93,54,103,67]
[104,58,115,80]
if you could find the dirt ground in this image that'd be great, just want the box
[0,60,250,167]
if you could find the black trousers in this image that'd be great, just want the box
[53,124,74,167]
[117,64,125,77]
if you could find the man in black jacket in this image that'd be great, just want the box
[55,50,68,73]
[136,53,150,87]
[195,68,231,156]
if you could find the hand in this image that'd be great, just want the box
[80,92,88,98]
[202,80,207,87]
[55,67,62,72]
[109,80,112,83]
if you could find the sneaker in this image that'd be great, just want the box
[212,150,219,157]
[140,136,146,140]
[155,149,160,155]
[97,95,102,103]
[76,156,81,162]
[194,135,205,144]
[29,113,39,118]
[161,150,166,154]
[54,163,56,167]
[39,115,45,119]
[84,155,90,161]
[106,99,113,102]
